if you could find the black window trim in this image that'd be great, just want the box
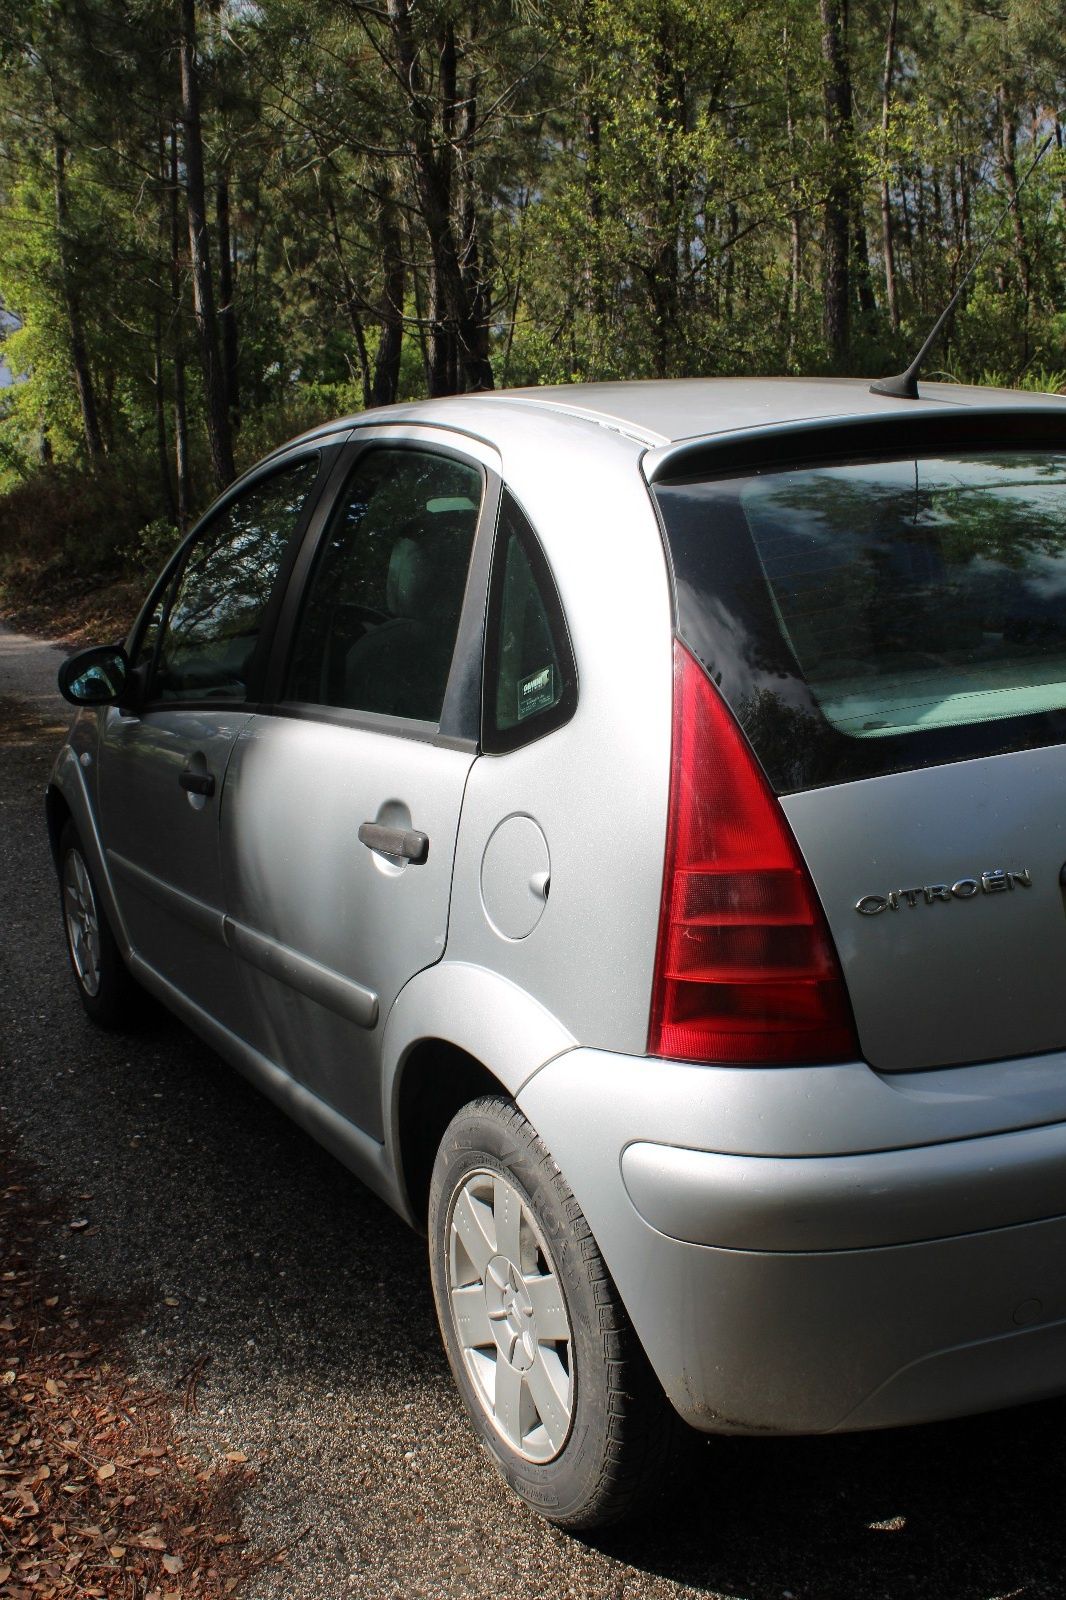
[481,488,578,755]
[649,410,1066,795]
[124,440,347,715]
[260,433,501,751]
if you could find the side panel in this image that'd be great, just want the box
[445,423,675,1055]
[97,706,252,1034]
[220,715,475,1139]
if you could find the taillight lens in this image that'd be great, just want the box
[648,641,858,1065]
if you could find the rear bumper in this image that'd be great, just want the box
[517,1048,1066,1435]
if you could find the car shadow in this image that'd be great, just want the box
[588,1372,1066,1598]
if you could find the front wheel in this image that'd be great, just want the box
[428,1095,679,1528]
[58,821,136,1027]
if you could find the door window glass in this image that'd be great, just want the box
[152,455,319,703]
[285,448,482,722]
[483,492,577,752]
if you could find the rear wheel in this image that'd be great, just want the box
[59,821,136,1027]
[428,1094,679,1528]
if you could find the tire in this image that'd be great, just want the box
[428,1094,679,1529]
[58,820,136,1028]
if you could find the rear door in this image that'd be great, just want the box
[218,436,497,1137]
[652,419,1066,1072]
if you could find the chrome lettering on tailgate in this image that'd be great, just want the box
[856,869,1032,915]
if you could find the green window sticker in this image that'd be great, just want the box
[517,664,555,720]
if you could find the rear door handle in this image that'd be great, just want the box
[358,821,429,864]
[179,768,216,798]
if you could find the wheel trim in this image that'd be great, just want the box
[63,848,102,998]
[446,1168,574,1464]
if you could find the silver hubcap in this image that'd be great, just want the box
[63,848,102,998]
[446,1169,574,1463]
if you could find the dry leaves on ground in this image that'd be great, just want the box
[0,1166,284,1598]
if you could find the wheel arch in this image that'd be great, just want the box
[395,1039,503,1226]
[45,782,72,869]
[46,750,131,956]
[382,960,578,1226]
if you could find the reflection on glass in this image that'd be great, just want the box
[655,451,1066,791]
[155,456,319,702]
[286,449,481,721]
[69,654,127,702]
[741,454,1066,737]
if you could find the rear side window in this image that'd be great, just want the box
[654,450,1066,792]
[483,492,577,753]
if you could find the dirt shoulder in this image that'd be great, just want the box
[0,574,142,653]
[0,701,275,1599]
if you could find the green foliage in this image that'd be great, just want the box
[118,516,183,581]
[3,0,1066,611]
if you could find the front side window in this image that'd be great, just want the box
[655,449,1066,791]
[483,492,577,752]
[151,456,320,703]
[285,447,482,722]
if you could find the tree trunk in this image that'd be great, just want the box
[999,86,1032,310]
[216,170,240,427]
[455,65,493,392]
[153,308,176,521]
[959,155,972,254]
[385,0,491,395]
[784,24,802,365]
[179,0,234,489]
[170,126,191,529]
[650,22,683,377]
[880,0,900,330]
[372,173,406,408]
[52,132,104,463]
[915,163,928,311]
[854,210,877,316]
[325,188,372,408]
[819,0,852,367]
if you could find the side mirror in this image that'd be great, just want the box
[58,645,130,707]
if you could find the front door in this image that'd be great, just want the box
[219,442,489,1137]
[99,452,325,1036]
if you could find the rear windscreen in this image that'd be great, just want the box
[654,451,1066,792]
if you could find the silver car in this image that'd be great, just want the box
[50,378,1066,1528]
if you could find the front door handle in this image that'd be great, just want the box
[179,768,216,798]
[358,821,429,864]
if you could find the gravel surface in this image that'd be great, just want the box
[4,619,1066,1599]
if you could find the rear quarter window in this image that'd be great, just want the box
[482,492,577,753]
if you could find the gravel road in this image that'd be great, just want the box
[4,620,1066,1600]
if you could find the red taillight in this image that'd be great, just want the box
[648,641,858,1065]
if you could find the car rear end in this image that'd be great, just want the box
[519,398,1066,1435]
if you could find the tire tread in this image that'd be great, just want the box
[433,1094,681,1529]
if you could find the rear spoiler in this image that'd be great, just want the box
[641,402,1066,485]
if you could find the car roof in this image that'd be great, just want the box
[465,377,1066,446]
[260,376,1066,469]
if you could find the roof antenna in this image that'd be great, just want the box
[869,131,1054,400]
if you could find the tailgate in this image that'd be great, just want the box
[783,748,1066,1071]
[652,425,1066,1073]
